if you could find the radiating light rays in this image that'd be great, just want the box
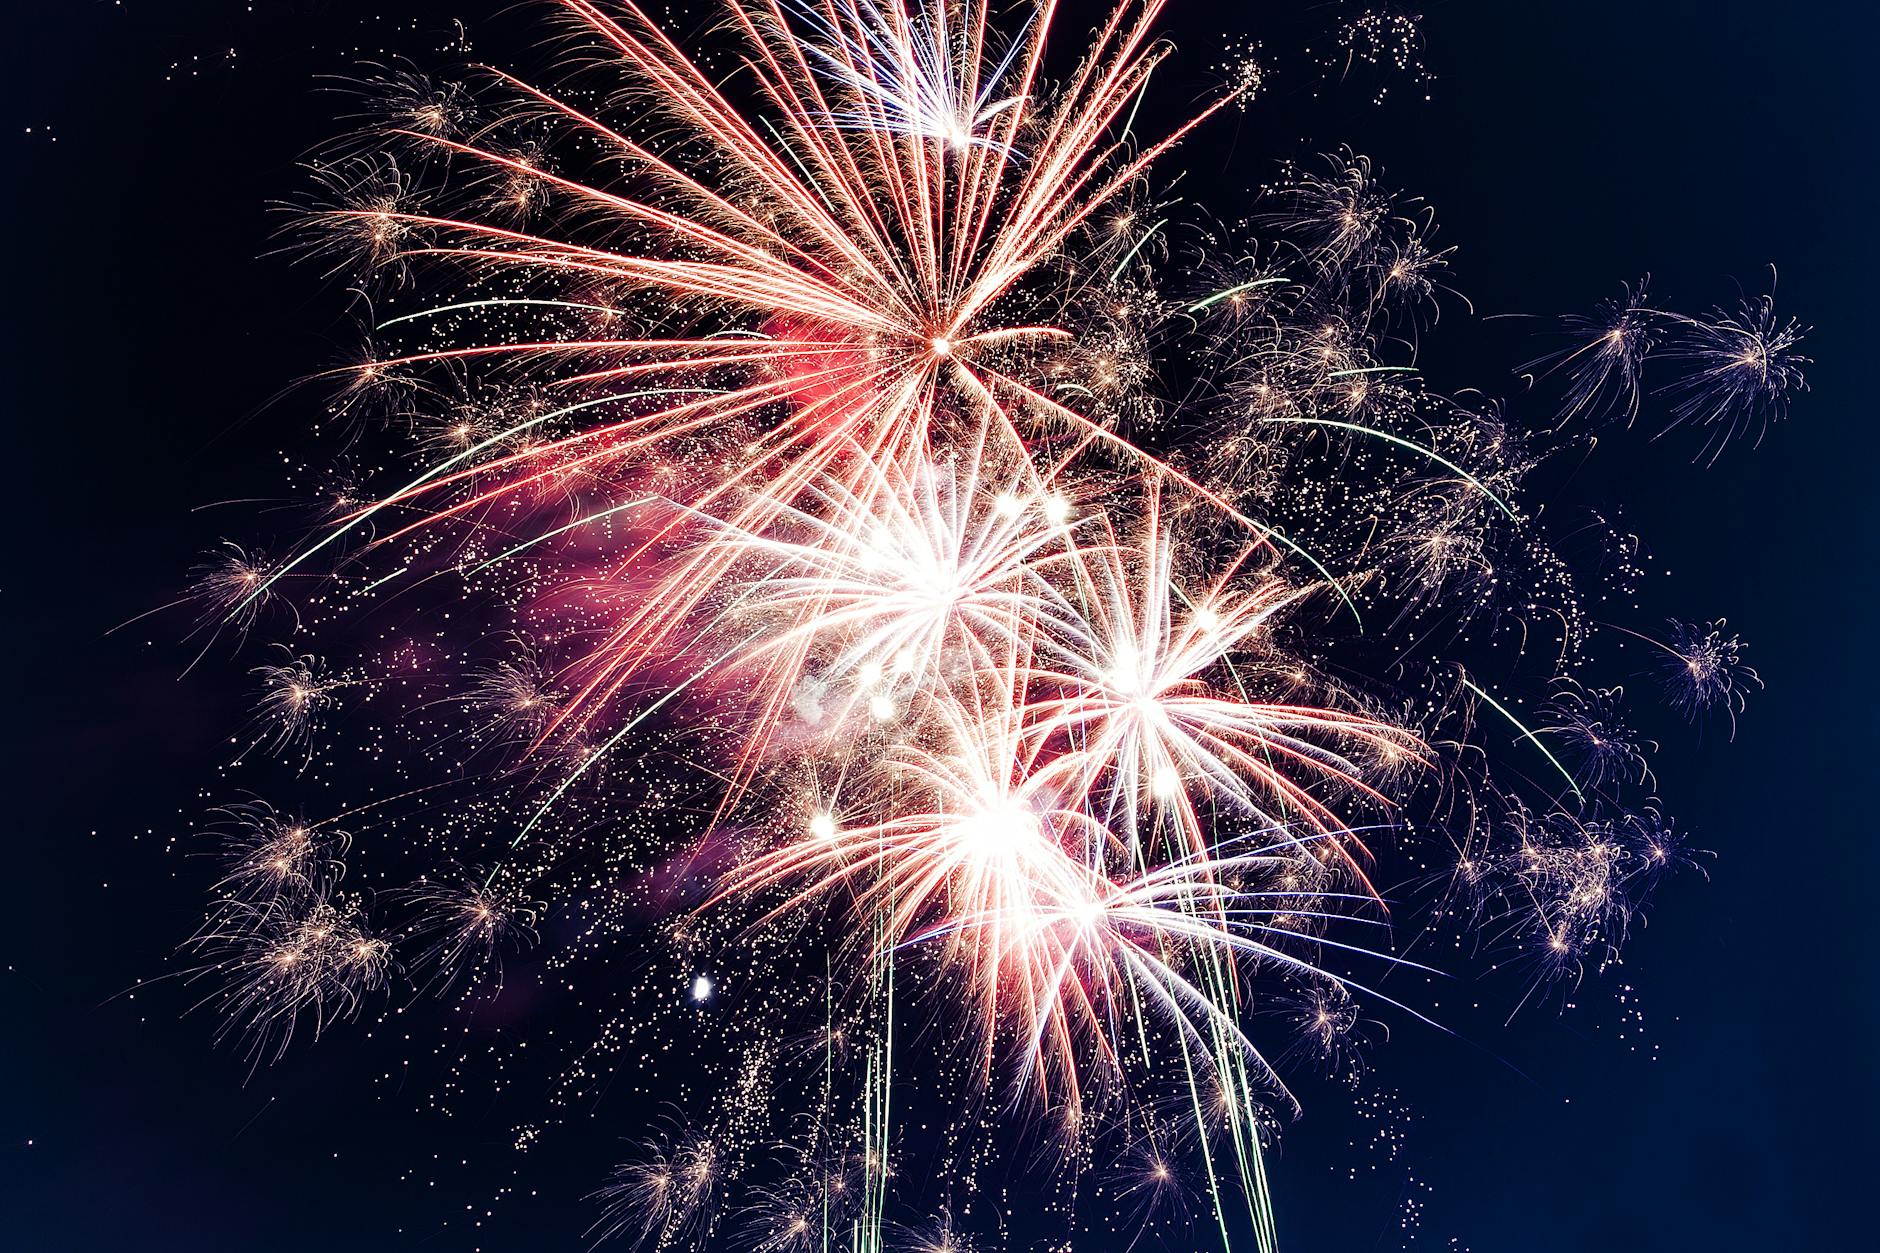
[326,0,1207,448]
[268,0,1238,626]
[778,0,1031,151]
[1017,488,1424,867]
[1660,293,1811,461]
[716,662,1410,1109]
[266,0,1317,811]
[747,622,1383,1097]
[220,12,1320,932]
[713,444,1081,736]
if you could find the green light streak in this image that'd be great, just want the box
[1110,217,1168,282]
[376,297,623,328]
[466,496,654,575]
[1186,277,1287,314]
[1173,1006,1239,1253]
[1461,674,1585,801]
[1324,365,1419,379]
[1263,416,1518,519]
[236,388,721,614]
[1122,60,1157,140]
[360,565,408,593]
[503,630,761,866]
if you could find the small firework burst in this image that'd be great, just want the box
[1272,980,1374,1085]
[212,800,349,901]
[187,542,279,637]
[400,877,541,995]
[303,153,420,282]
[1655,619,1763,735]
[462,645,565,748]
[1525,278,1662,427]
[1216,38,1268,107]
[589,1129,725,1251]
[1661,292,1810,460]
[1462,803,1695,994]
[1326,8,1435,104]
[187,883,389,1066]
[243,648,344,765]
[1541,681,1654,792]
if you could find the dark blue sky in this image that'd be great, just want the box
[4,3,1875,1249]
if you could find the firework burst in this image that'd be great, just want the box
[162,2,1800,1247]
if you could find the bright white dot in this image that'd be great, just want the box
[857,660,884,689]
[690,974,713,1003]
[958,800,1036,854]
[1152,766,1182,797]
[869,694,896,722]
[930,336,952,357]
[1043,495,1072,525]
[994,492,1024,519]
[1193,607,1221,632]
[1108,657,1142,694]
[809,813,837,840]
[891,649,915,675]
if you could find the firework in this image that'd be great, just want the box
[163,1,1798,1247]
[1661,293,1811,459]
[243,647,343,765]
[1522,278,1660,427]
[591,1127,725,1250]
[185,805,389,1067]
[1269,980,1374,1085]
[1652,619,1764,734]
[189,541,281,637]
[210,800,350,901]
[400,877,542,994]
[1540,681,1654,791]
[1527,276,1809,459]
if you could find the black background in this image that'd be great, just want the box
[4,2,1875,1249]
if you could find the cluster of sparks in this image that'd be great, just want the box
[1524,277,1810,462]
[165,2,1806,1248]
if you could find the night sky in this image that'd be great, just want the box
[5,2,1876,1250]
